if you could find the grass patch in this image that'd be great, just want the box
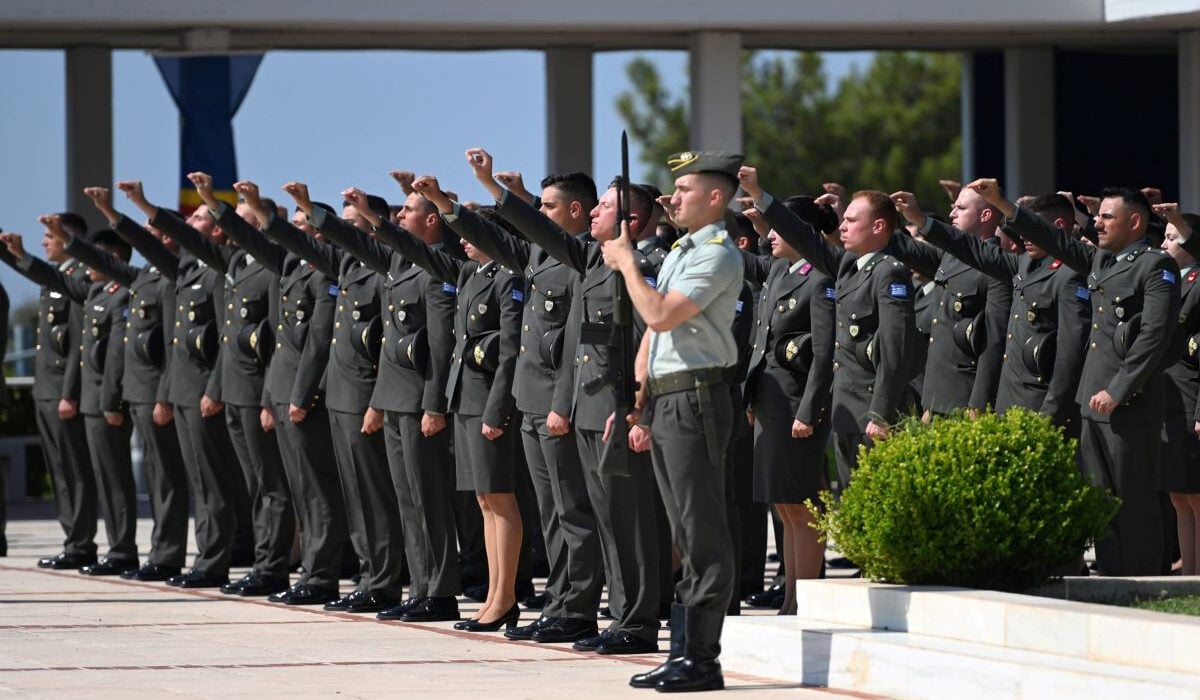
[1131,596,1200,616]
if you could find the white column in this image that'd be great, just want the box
[960,52,975,182]
[1003,48,1055,197]
[65,47,113,232]
[545,48,593,176]
[1180,32,1200,211]
[689,32,742,152]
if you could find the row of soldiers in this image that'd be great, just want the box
[6,145,1198,692]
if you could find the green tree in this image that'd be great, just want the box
[617,51,962,208]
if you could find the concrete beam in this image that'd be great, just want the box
[1181,31,1200,210]
[688,31,742,152]
[545,47,593,177]
[1003,47,1055,197]
[65,47,112,233]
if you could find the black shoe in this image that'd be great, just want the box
[167,569,229,589]
[630,603,685,688]
[597,630,659,655]
[504,614,557,640]
[221,572,258,595]
[531,617,598,643]
[377,597,425,620]
[269,583,304,603]
[655,658,724,692]
[80,558,137,576]
[239,574,289,597]
[599,606,612,619]
[400,596,461,622]
[39,552,97,570]
[324,590,367,611]
[460,604,520,632]
[345,590,400,614]
[521,592,548,610]
[827,556,857,569]
[462,584,488,602]
[572,629,614,651]
[654,606,725,692]
[121,562,181,581]
[745,583,784,609]
[278,584,340,606]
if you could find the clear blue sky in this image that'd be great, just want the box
[0,49,869,309]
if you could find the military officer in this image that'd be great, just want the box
[292,182,461,622]
[347,184,525,633]
[209,181,349,606]
[892,192,1091,435]
[272,182,402,614]
[969,179,1179,576]
[603,151,745,692]
[117,181,243,588]
[741,168,919,492]
[74,189,192,581]
[3,226,137,575]
[0,214,97,570]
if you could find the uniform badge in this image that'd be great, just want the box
[785,339,799,361]
[849,324,861,338]
[46,312,56,324]
[1191,336,1199,357]
[799,263,812,276]
[91,327,99,337]
[544,300,555,312]
[49,291,62,299]
[188,311,196,322]
[478,304,488,315]
[1115,307,1125,319]
[788,298,797,309]
[239,307,249,319]
[1049,259,1063,270]
[296,309,306,321]
[1026,310,1037,322]
[473,344,485,366]
[953,300,963,313]
[1189,270,1199,284]
[397,310,406,321]
[1164,269,1178,284]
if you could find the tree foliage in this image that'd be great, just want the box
[617,51,962,207]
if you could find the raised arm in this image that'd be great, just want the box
[213,184,288,275]
[920,217,1020,282]
[342,188,464,286]
[483,272,523,429]
[0,233,89,303]
[738,167,845,279]
[411,174,533,273]
[268,182,342,279]
[64,236,138,287]
[84,186,180,280]
[1042,271,1091,424]
[967,179,1095,274]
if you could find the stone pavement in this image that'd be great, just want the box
[0,508,875,699]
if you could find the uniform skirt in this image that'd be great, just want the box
[752,410,831,505]
[454,413,517,494]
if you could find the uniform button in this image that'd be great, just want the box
[1091,342,1097,349]
[332,338,337,345]
[520,346,526,353]
[523,325,529,331]
[1007,334,1012,339]
[932,318,938,325]
[228,304,234,310]
[1093,323,1099,330]
[583,355,590,363]
[1098,306,1104,313]
[278,324,284,331]
[276,342,282,349]
[335,322,341,329]
[463,334,468,340]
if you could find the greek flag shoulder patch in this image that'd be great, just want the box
[328,284,339,298]
[512,289,525,303]
[1075,286,1090,301]
[443,282,457,295]
[735,300,745,313]
[824,286,836,300]
[1163,269,1178,284]
[888,283,909,299]
[644,276,657,287]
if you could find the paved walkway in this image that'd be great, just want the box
[0,508,864,698]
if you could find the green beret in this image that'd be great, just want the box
[666,150,744,179]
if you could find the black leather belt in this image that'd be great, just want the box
[646,367,730,397]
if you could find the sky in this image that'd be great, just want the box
[0,48,869,310]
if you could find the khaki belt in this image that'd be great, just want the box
[646,367,730,397]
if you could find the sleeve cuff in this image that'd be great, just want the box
[754,192,775,212]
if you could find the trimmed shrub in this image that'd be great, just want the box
[812,408,1119,591]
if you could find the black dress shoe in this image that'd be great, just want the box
[239,574,289,597]
[745,583,784,609]
[377,597,426,620]
[269,583,303,603]
[504,614,557,640]
[39,552,97,570]
[280,584,340,606]
[324,590,366,611]
[344,590,400,614]
[80,558,138,576]
[521,592,548,610]
[532,617,598,643]
[400,596,461,623]
[656,658,724,692]
[597,630,659,655]
[460,604,520,632]
[167,569,229,588]
[572,629,614,651]
[221,572,258,594]
[121,563,181,581]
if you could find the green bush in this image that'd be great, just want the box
[812,408,1119,591]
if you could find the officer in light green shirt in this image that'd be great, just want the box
[601,151,744,693]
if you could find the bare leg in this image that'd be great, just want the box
[477,492,521,624]
[775,504,798,615]
[475,493,496,621]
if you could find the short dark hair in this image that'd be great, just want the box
[694,171,738,201]
[342,195,390,220]
[89,229,132,261]
[56,212,88,236]
[541,172,598,211]
[310,201,336,216]
[259,197,278,215]
[851,190,899,233]
[607,178,654,229]
[782,195,839,236]
[1099,186,1152,223]
[1183,213,1200,233]
[1028,194,1075,224]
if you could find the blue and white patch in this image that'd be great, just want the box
[328,284,339,298]
[443,282,458,295]
[512,289,525,303]
[644,276,657,287]
[735,300,745,313]
[1163,269,1178,284]
[1075,286,1091,301]
[888,283,909,299]
[122,307,129,319]
[824,286,836,300]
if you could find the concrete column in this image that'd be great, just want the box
[689,32,742,152]
[545,48,593,177]
[1181,32,1200,211]
[960,52,975,182]
[1003,48,1055,197]
[65,47,113,233]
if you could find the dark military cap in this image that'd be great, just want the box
[350,316,383,364]
[236,318,272,367]
[465,331,501,373]
[186,322,218,368]
[539,328,565,371]
[1185,333,1200,369]
[86,334,110,373]
[666,151,744,179]
[854,334,878,371]
[133,326,165,368]
[774,332,813,374]
[1113,314,1141,360]
[952,312,986,359]
[394,327,429,374]
[1021,331,1057,381]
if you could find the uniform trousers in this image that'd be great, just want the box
[225,404,293,578]
[82,413,137,562]
[35,398,96,557]
[130,402,189,567]
[174,404,241,576]
[273,403,345,590]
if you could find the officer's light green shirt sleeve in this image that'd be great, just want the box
[664,244,742,310]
